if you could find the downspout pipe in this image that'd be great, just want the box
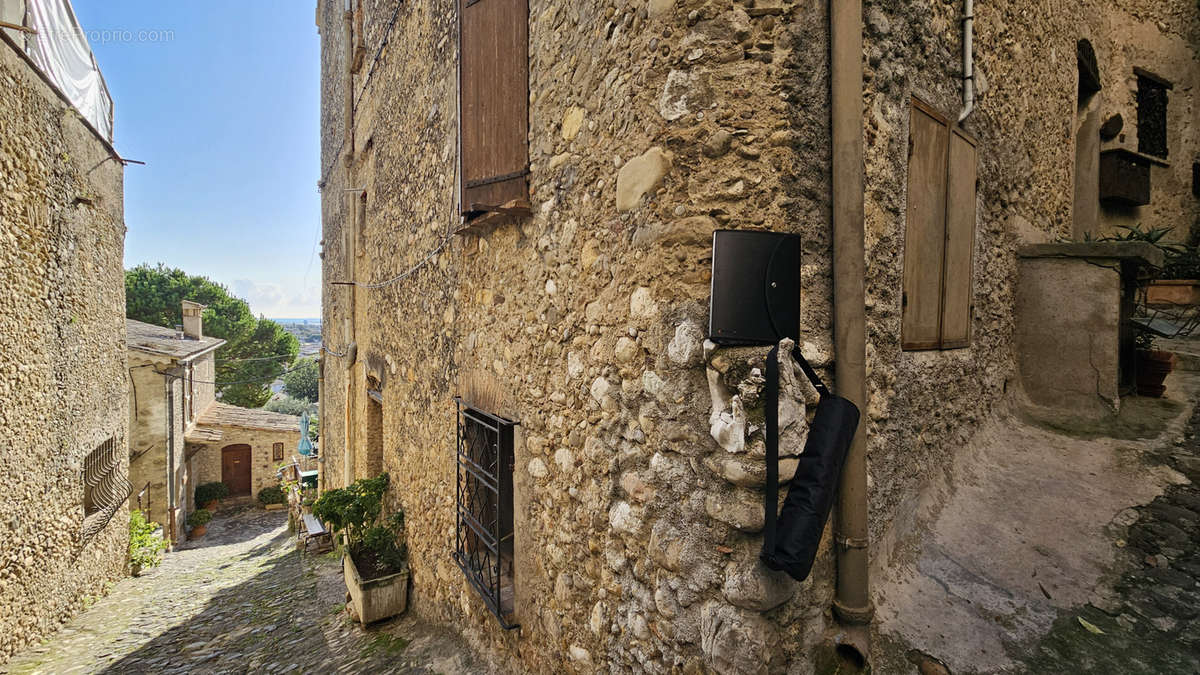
[830,0,873,662]
[317,352,326,492]
[957,0,975,123]
[164,371,177,545]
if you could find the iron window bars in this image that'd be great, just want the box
[82,436,133,542]
[453,398,519,630]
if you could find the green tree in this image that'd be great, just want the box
[264,394,316,416]
[125,264,298,407]
[281,357,319,402]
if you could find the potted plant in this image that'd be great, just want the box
[312,473,409,624]
[128,510,166,577]
[187,508,213,538]
[195,482,230,511]
[1148,236,1200,306]
[1135,330,1177,397]
[1101,223,1200,306]
[257,485,287,511]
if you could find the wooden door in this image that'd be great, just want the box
[221,445,252,497]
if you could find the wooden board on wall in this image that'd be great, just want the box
[940,128,978,348]
[901,101,950,350]
[459,0,529,214]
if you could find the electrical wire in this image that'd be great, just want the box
[334,132,459,291]
[315,0,459,354]
[156,364,309,386]
[215,353,302,364]
[323,345,350,358]
[348,236,449,289]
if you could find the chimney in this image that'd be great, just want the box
[181,301,205,340]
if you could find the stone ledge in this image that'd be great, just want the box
[1017,242,1163,269]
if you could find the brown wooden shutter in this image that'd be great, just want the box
[459,0,529,217]
[901,101,950,350]
[939,128,977,348]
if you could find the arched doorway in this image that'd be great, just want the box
[221,444,252,497]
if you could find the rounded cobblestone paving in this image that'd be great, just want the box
[2,506,477,674]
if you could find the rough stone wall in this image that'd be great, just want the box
[1094,0,1200,239]
[0,38,128,663]
[129,355,171,529]
[321,0,1200,670]
[192,353,216,417]
[320,0,839,671]
[859,0,1200,571]
[127,354,192,543]
[193,428,305,501]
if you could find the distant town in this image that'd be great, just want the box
[277,319,322,358]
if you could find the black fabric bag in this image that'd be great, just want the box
[706,228,860,582]
[760,345,860,582]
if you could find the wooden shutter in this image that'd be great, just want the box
[940,128,977,348]
[459,0,529,217]
[902,101,950,350]
[902,99,977,350]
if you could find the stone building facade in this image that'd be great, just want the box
[128,310,303,543]
[128,317,226,543]
[190,403,312,500]
[0,28,128,663]
[317,0,1200,672]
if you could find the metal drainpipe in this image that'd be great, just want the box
[958,0,975,123]
[342,0,357,488]
[164,371,177,545]
[317,353,325,492]
[830,0,873,664]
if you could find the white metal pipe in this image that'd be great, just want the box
[958,0,975,123]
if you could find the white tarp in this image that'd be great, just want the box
[19,0,114,142]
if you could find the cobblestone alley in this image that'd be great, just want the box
[2,507,475,675]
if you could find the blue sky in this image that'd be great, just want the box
[73,0,322,319]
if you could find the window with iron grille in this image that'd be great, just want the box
[1135,69,1171,160]
[453,398,518,629]
[82,436,132,541]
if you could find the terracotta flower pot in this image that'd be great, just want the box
[203,500,219,511]
[1136,349,1177,397]
[1146,280,1200,307]
[191,524,208,538]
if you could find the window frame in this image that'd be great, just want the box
[1134,67,1172,161]
[81,436,130,541]
[452,397,518,629]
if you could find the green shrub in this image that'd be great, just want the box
[186,508,213,528]
[258,485,286,505]
[264,394,317,416]
[129,510,166,569]
[361,512,407,572]
[311,474,406,573]
[195,482,229,505]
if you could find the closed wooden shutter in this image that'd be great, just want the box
[902,101,950,350]
[902,99,977,351]
[459,0,529,217]
[940,128,977,348]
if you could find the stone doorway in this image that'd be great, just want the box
[221,444,253,496]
